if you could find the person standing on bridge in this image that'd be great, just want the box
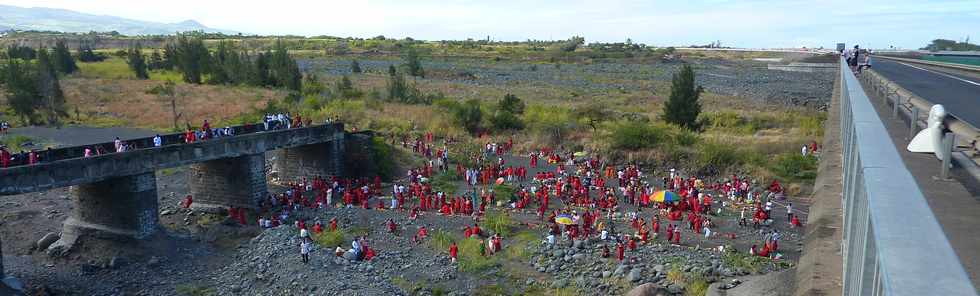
[153,134,162,147]
[114,137,123,152]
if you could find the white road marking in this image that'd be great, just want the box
[896,62,980,87]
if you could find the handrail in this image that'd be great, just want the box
[839,58,976,295]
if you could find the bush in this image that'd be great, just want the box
[371,136,396,181]
[490,110,523,131]
[697,141,743,170]
[607,121,666,150]
[771,153,818,181]
[312,229,346,248]
[484,211,515,237]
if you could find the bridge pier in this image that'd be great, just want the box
[57,172,159,245]
[188,153,267,210]
[275,133,346,181]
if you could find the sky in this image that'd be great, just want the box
[2,0,978,49]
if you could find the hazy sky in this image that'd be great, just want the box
[2,0,978,49]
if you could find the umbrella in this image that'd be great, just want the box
[495,177,505,185]
[651,191,679,203]
[573,151,588,157]
[555,214,574,225]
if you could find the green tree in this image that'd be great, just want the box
[270,39,302,93]
[174,34,210,84]
[454,99,483,134]
[1,59,41,124]
[572,102,612,133]
[52,39,78,75]
[662,64,703,130]
[498,94,525,114]
[77,43,106,62]
[403,47,424,77]
[127,43,149,79]
[5,45,36,60]
[351,59,362,73]
[386,66,408,101]
[35,48,67,124]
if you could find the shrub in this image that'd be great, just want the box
[607,120,666,150]
[312,229,346,248]
[771,153,818,181]
[490,110,523,131]
[697,141,742,169]
[484,210,515,236]
[686,276,709,296]
[371,136,396,181]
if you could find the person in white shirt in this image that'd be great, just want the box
[300,239,312,264]
[153,135,162,147]
[114,137,122,152]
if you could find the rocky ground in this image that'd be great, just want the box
[300,56,834,108]
[1,136,809,295]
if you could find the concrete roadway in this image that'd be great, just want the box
[871,58,980,128]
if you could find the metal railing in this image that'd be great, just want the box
[839,58,976,295]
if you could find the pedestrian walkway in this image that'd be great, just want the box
[863,78,980,291]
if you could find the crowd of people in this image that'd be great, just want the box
[235,131,806,267]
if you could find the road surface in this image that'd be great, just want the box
[872,58,980,128]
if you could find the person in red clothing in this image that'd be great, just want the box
[449,241,459,264]
[672,227,681,244]
[387,219,398,234]
[627,237,637,250]
[185,129,196,143]
[791,214,802,228]
[0,146,9,168]
[329,218,338,232]
[616,242,625,261]
[28,150,37,164]
[181,195,193,208]
[313,221,323,234]
[471,224,482,238]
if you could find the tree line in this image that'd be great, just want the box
[126,34,302,94]
[0,41,76,124]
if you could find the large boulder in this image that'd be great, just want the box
[35,233,59,251]
[626,283,669,296]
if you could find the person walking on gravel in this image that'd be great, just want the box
[300,238,312,264]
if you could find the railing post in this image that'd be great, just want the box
[892,94,900,118]
[940,132,954,180]
[909,108,919,140]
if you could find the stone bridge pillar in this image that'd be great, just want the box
[274,130,346,181]
[188,153,267,210]
[59,172,159,242]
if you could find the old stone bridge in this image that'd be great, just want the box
[0,122,375,277]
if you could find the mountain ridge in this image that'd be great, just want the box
[0,4,239,35]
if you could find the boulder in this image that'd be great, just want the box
[35,233,59,251]
[625,283,669,296]
[613,264,629,276]
[628,268,644,282]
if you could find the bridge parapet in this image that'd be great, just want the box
[0,123,344,195]
[837,57,976,295]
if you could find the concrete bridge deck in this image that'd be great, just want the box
[0,123,345,195]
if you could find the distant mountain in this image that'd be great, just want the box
[0,4,238,35]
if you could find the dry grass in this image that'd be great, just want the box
[62,78,286,130]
